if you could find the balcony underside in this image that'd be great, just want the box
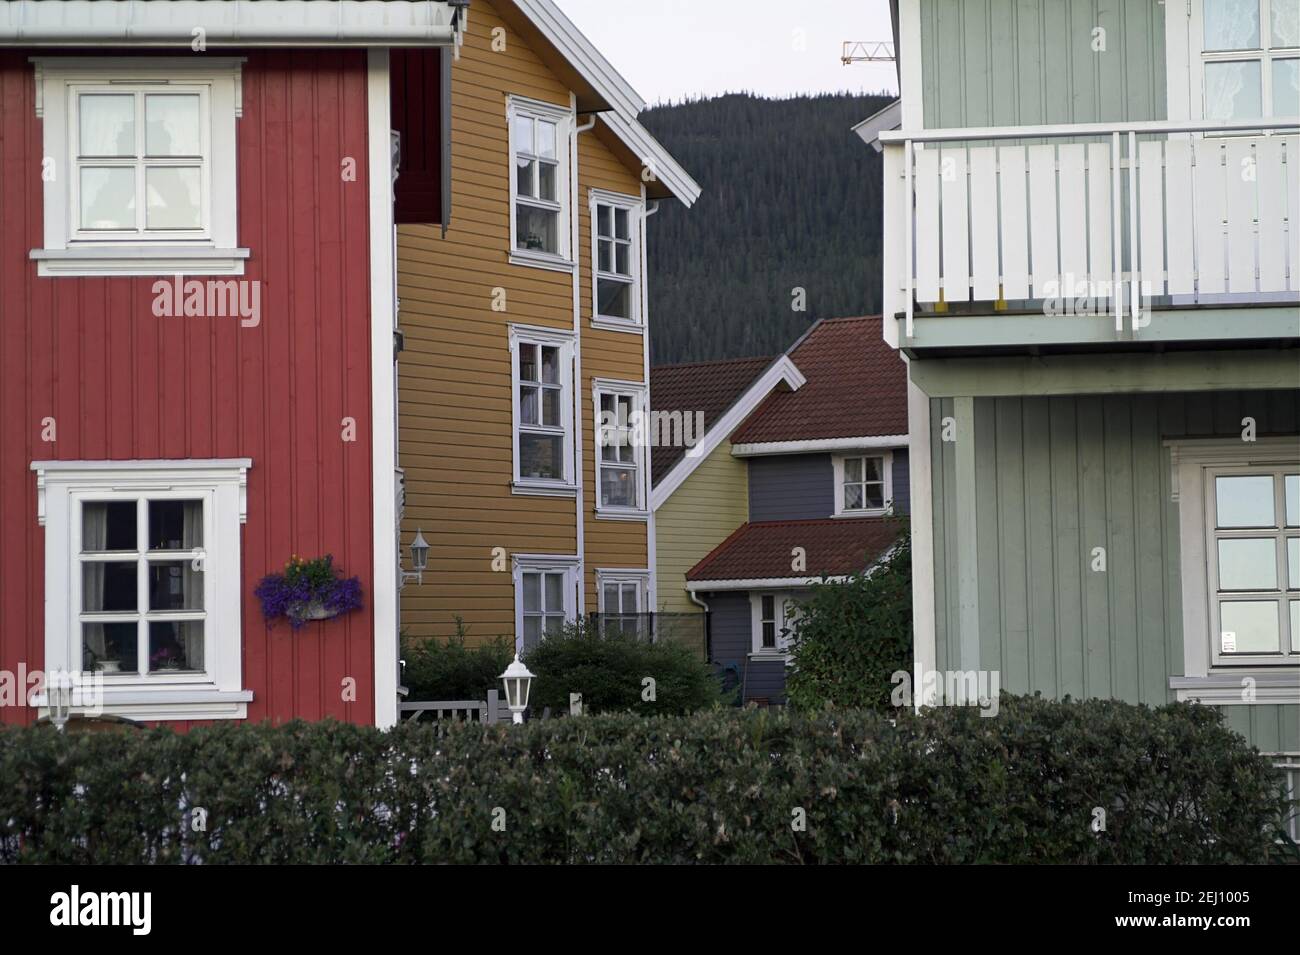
[898,303,1300,358]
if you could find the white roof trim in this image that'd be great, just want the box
[732,435,910,457]
[852,99,901,153]
[687,576,848,592]
[599,110,702,208]
[1,0,464,47]
[650,355,806,510]
[512,0,700,206]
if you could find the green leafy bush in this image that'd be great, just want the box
[524,621,725,715]
[0,695,1288,863]
[400,620,513,701]
[785,528,912,713]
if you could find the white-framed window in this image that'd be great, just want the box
[589,189,642,329]
[832,451,893,517]
[509,324,576,495]
[1204,464,1298,664]
[593,378,648,517]
[1191,0,1300,121]
[507,95,572,270]
[1170,438,1300,700]
[32,58,247,277]
[30,459,253,721]
[513,554,579,654]
[749,591,804,658]
[597,568,649,638]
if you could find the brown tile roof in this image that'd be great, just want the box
[729,316,907,445]
[686,517,903,583]
[649,355,774,485]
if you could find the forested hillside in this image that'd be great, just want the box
[641,92,893,364]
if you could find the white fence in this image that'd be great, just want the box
[881,118,1300,335]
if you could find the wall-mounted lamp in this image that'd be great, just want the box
[401,528,429,588]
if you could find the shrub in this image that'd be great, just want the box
[785,527,912,713]
[524,621,725,715]
[400,620,514,701]
[0,695,1288,864]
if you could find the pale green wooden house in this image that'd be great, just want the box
[860,0,1299,790]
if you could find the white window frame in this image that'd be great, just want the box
[588,188,643,331]
[509,324,576,496]
[596,568,650,638]
[506,94,573,272]
[749,590,805,660]
[1173,0,1300,122]
[1169,437,1300,703]
[513,554,580,656]
[30,459,253,721]
[592,377,649,518]
[32,57,248,277]
[832,451,894,517]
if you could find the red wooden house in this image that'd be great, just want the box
[0,0,466,728]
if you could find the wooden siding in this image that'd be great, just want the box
[395,0,649,644]
[748,454,834,521]
[655,440,749,614]
[929,390,1300,750]
[708,591,786,704]
[0,50,377,727]
[919,0,1167,128]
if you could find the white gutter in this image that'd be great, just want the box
[731,434,910,457]
[571,102,597,616]
[1,0,463,46]
[686,576,849,593]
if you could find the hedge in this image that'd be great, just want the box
[0,695,1290,864]
[523,622,726,715]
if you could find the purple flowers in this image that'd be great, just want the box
[255,554,365,629]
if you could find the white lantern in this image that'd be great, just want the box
[499,655,535,724]
[409,528,429,573]
[47,671,73,731]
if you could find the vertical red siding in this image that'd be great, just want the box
[0,50,377,727]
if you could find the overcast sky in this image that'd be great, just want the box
[552,0,899,105]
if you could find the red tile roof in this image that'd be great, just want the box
[729,316,907,445]
[649,355,774,485]
[686,517,903,583]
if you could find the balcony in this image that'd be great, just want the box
[879,118,1300,352]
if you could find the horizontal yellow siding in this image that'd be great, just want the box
[396,0,648,645]
[655,441,750,614]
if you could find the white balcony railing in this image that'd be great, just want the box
[879,118,1300,337]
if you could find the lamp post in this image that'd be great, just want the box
[401,528,429,588]
[499,655,535,724]
[47,670,73,732]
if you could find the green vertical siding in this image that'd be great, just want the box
[931,390,1300,751]
[919,0,1167,128]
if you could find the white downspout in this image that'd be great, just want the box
[571,103,597,617]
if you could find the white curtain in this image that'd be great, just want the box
[82,504,108,666]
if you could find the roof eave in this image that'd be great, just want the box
[0,0,466,47]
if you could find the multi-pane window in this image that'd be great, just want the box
[599,575,645,638]
[753,592,802,655]
[1201,0,1300,120]
[596,387,645,511]
[759,594,778,650]
[510,100,569,260]
[78,496,207,677]
[74,89,206,236]
[837,454,891,515]
[593,199,637,322]
[520,571,566,654]
[517,341,567,482]
[1207,467,1299,664]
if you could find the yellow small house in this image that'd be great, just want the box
[395,0,699,653]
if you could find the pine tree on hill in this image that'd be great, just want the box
[641,92,893,364]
